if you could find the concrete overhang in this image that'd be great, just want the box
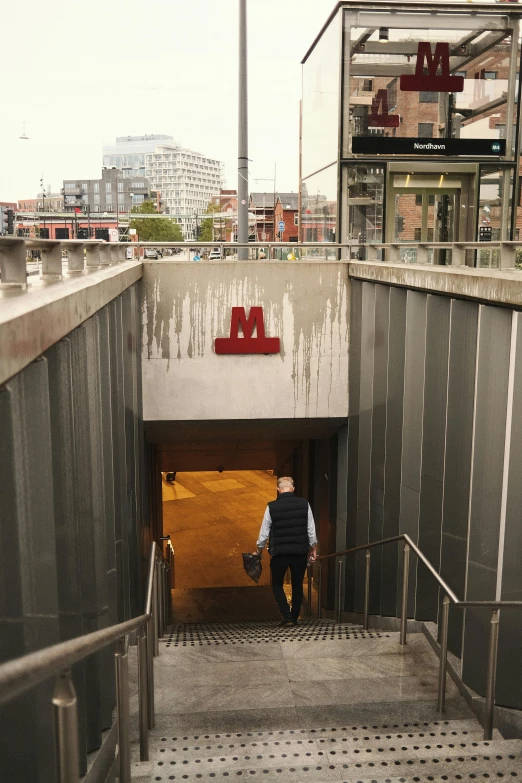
[150,419,348,472]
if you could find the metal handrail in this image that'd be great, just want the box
[0,538,172,782]
[315,533,522,608]
[308,533,522,741]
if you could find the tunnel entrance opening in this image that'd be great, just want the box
[161,469,284,622]
[148,419,347,623]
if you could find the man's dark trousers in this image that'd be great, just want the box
[270,554,308,619]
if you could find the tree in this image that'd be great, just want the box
[198,201,221,242]
[130,200,183,242]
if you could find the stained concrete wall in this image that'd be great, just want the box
[141,261,349,421]
[344,265,522,713]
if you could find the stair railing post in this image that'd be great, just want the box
[138,626,149,761]
[336,559,344,624]
[437,595,451,713]
[52,669,80,783]
[145,619,155,728]
[307,563,312,616]
[317,562,323,620]
[363,549,371,631]
[484,608,500,740]
[152,564,160,657]
[400,543,410,645]
[163,563,168,630]
[115,637,131,783]
[157,560,164,639]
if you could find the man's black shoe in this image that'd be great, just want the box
[291,617,299,626]
[279,616,291,626]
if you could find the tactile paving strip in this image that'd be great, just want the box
[162,620,391,647]
[148,725,521,782]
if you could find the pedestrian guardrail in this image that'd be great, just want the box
[0,539,174,783]
[1,237,521,292]
[308,534,522,741]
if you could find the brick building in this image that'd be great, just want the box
[211,189,238,242]
[250,192,299,241]
[274,194,299,241]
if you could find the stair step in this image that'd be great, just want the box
[324,737,520,763]
[308,720,492,740]
[336,745,522,780]
[148,721,494,752]
[149,762,340,781]
[160,620,372,648]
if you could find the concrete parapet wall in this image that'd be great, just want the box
[141,261,349,421]
[349,261,522,307]
[0,260,142,386]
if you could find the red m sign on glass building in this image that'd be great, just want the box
[214,307,280,355]
[400,42,464,93]
[368,89,400,128]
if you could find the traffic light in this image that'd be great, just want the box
[0,207,7,235]
[7,209,14,235]
[396,215,404,234]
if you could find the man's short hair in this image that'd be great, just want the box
[277,476,294,491]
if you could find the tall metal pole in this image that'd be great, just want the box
[238,0,248,260]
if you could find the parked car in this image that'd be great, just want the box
[144,248,158,259]
[209,248,222,260]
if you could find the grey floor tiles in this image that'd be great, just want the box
[134,622,522,782]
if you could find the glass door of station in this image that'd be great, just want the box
[388,172,473,265]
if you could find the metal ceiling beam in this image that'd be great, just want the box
[450,31,510,71]
[350,27,377,55]
[353,12,508,32]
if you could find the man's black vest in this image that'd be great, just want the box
[268,492,309,557]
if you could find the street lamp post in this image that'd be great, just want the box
[238,0,248,259]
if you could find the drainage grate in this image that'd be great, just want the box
[162,620,390,646]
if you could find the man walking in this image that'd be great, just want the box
[253,476,317,625]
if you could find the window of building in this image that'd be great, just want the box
[484,71,497,80]
[106,197,112,209]
[55,228,70,239]
[415,194,435,206]
[81,183,88,193]
[93,195,100,205]
[118,181,123,192]
[294,213,299,226]
[64,183,76,190]
[94,183,99,194]
[418,123,434,138]
[455,70,466,79]
[419,92,438,103]
[106,182,111,193]
[414,227,421,240]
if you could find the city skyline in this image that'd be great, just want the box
[0,0,332,202]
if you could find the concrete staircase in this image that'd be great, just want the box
[131,620,522,782]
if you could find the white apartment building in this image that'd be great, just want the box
[145,143,224,239]
[102,135,174,178]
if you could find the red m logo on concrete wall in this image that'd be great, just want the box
[214,307,280,354]
[400,42,464,93]
[368,89,399,128]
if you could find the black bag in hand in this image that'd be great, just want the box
[242,553,262,583]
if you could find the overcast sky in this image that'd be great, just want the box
[1,0,334,201]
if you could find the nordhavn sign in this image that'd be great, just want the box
[400,42,464,93]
